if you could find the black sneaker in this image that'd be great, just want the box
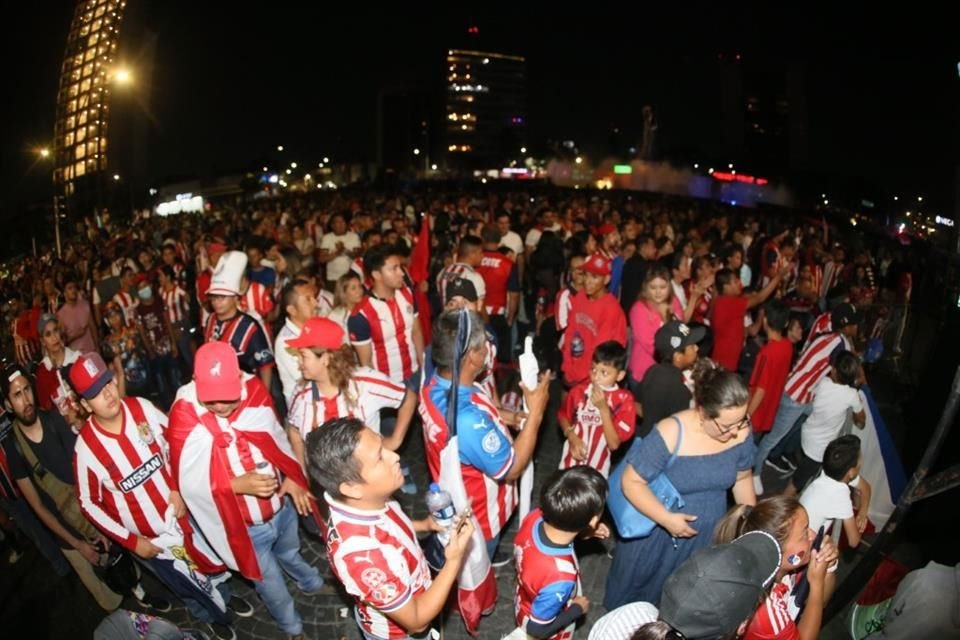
[204,622,236,640]
[227,595,254,618]
[135,592,172,613]
[490,549,512,568]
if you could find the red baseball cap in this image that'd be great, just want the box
[207,241,227,255]
[593,223,617,236]
[285,317,345,351]
[194,342,242,402]
[69,352,115,400]
[583,253,612,276]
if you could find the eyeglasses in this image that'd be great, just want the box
[712,414,751,435]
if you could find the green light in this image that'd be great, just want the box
[614,164,632,174]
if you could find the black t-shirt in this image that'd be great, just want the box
[638,363,691,438]
[4,411,80,546]
[6,411,76,484]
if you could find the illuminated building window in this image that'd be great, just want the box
[94,4,105,17]
[84,48,95,62]
[88,33,99,47]
[78,111,88,125]
[80,78,91,92]
[76,127,86,143]
[75,161,86,177]
[64,132,74,147]
[86,141,97,157]
[67,84,78,98]
[83,63,93,77]
[67,99,77,113]
[75,145,86,160]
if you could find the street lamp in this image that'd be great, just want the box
[39,147,50,159]
[113,67,133,85]
[36,147,60,257]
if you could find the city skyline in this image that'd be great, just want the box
[3,4,958,217]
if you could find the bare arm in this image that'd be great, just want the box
[385,518,474,633]
[746,387,765,418]
[259,366,273,394]
[411,318,425,369]
[731,469,758,506]
[355,343,373,368]
[287,426,306,468]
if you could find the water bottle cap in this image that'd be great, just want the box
[429,483,440,492]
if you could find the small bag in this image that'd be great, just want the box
[608,416,686,539]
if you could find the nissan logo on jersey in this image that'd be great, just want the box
[118,453,163,493]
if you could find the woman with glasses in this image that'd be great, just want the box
[605,360,758,610]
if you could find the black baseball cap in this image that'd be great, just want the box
[831,302,861,330]
[655,320,706,361]
[444,277,478,303]
[660,531,782,639]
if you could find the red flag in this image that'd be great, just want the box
[409,213,432,344]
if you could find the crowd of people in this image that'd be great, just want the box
[0,186,951,640]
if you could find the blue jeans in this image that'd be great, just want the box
[0,496,71,576]
[247,499,323,635]
[485,531,502,560]
[753,394,812,475]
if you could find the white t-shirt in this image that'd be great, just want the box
[320,231,361,282]
[499,230,524,257]
[800,472,854,534]
[801,378,863,462]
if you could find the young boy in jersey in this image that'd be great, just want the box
[304,416,474,640]
[558,341,635,478]
[69,352,249,640]
[514,466,609,640]
[800,434,872,549]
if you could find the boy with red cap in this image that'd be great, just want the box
[71,352,248,640]
[167,342,323,640]
[560,254,627,387]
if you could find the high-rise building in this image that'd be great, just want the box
[444,48,527,170]
[52,0,128,215]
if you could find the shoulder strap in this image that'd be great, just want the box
[666,416,684,468]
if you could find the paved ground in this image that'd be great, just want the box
[0,374,921,639]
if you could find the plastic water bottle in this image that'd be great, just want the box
[425,483,456,545]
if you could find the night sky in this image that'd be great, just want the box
[3,4,958,217]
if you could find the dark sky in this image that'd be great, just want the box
[3,4,958,217]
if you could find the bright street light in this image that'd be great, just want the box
[114,68,132,85]
[290,162,298,169]
[277,145,284,152]
[575,156,583,164]
[413,148,421,155]
[520,147,527,154]
[113,174,120,181]
[39,147,50,158]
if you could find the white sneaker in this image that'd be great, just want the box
[752,474,764,496]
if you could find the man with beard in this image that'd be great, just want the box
[1,365,168,612]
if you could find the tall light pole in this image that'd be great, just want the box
[37,147,61,258]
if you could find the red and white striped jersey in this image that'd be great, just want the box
[239,281,274,320]
[316,288,335,317]
[160,285,190,325]
[287,367,406,438]
[74,397,172,550]
[436,263,487,307]
[348,288,419,384]
[323,495,432,640]
[743,574,800,640]
[476,251,518,316]
[112,290,139,325]
[420,374,517,540]
[807,311,832,341]
[558,382,636,478]
[783,333,849,405]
